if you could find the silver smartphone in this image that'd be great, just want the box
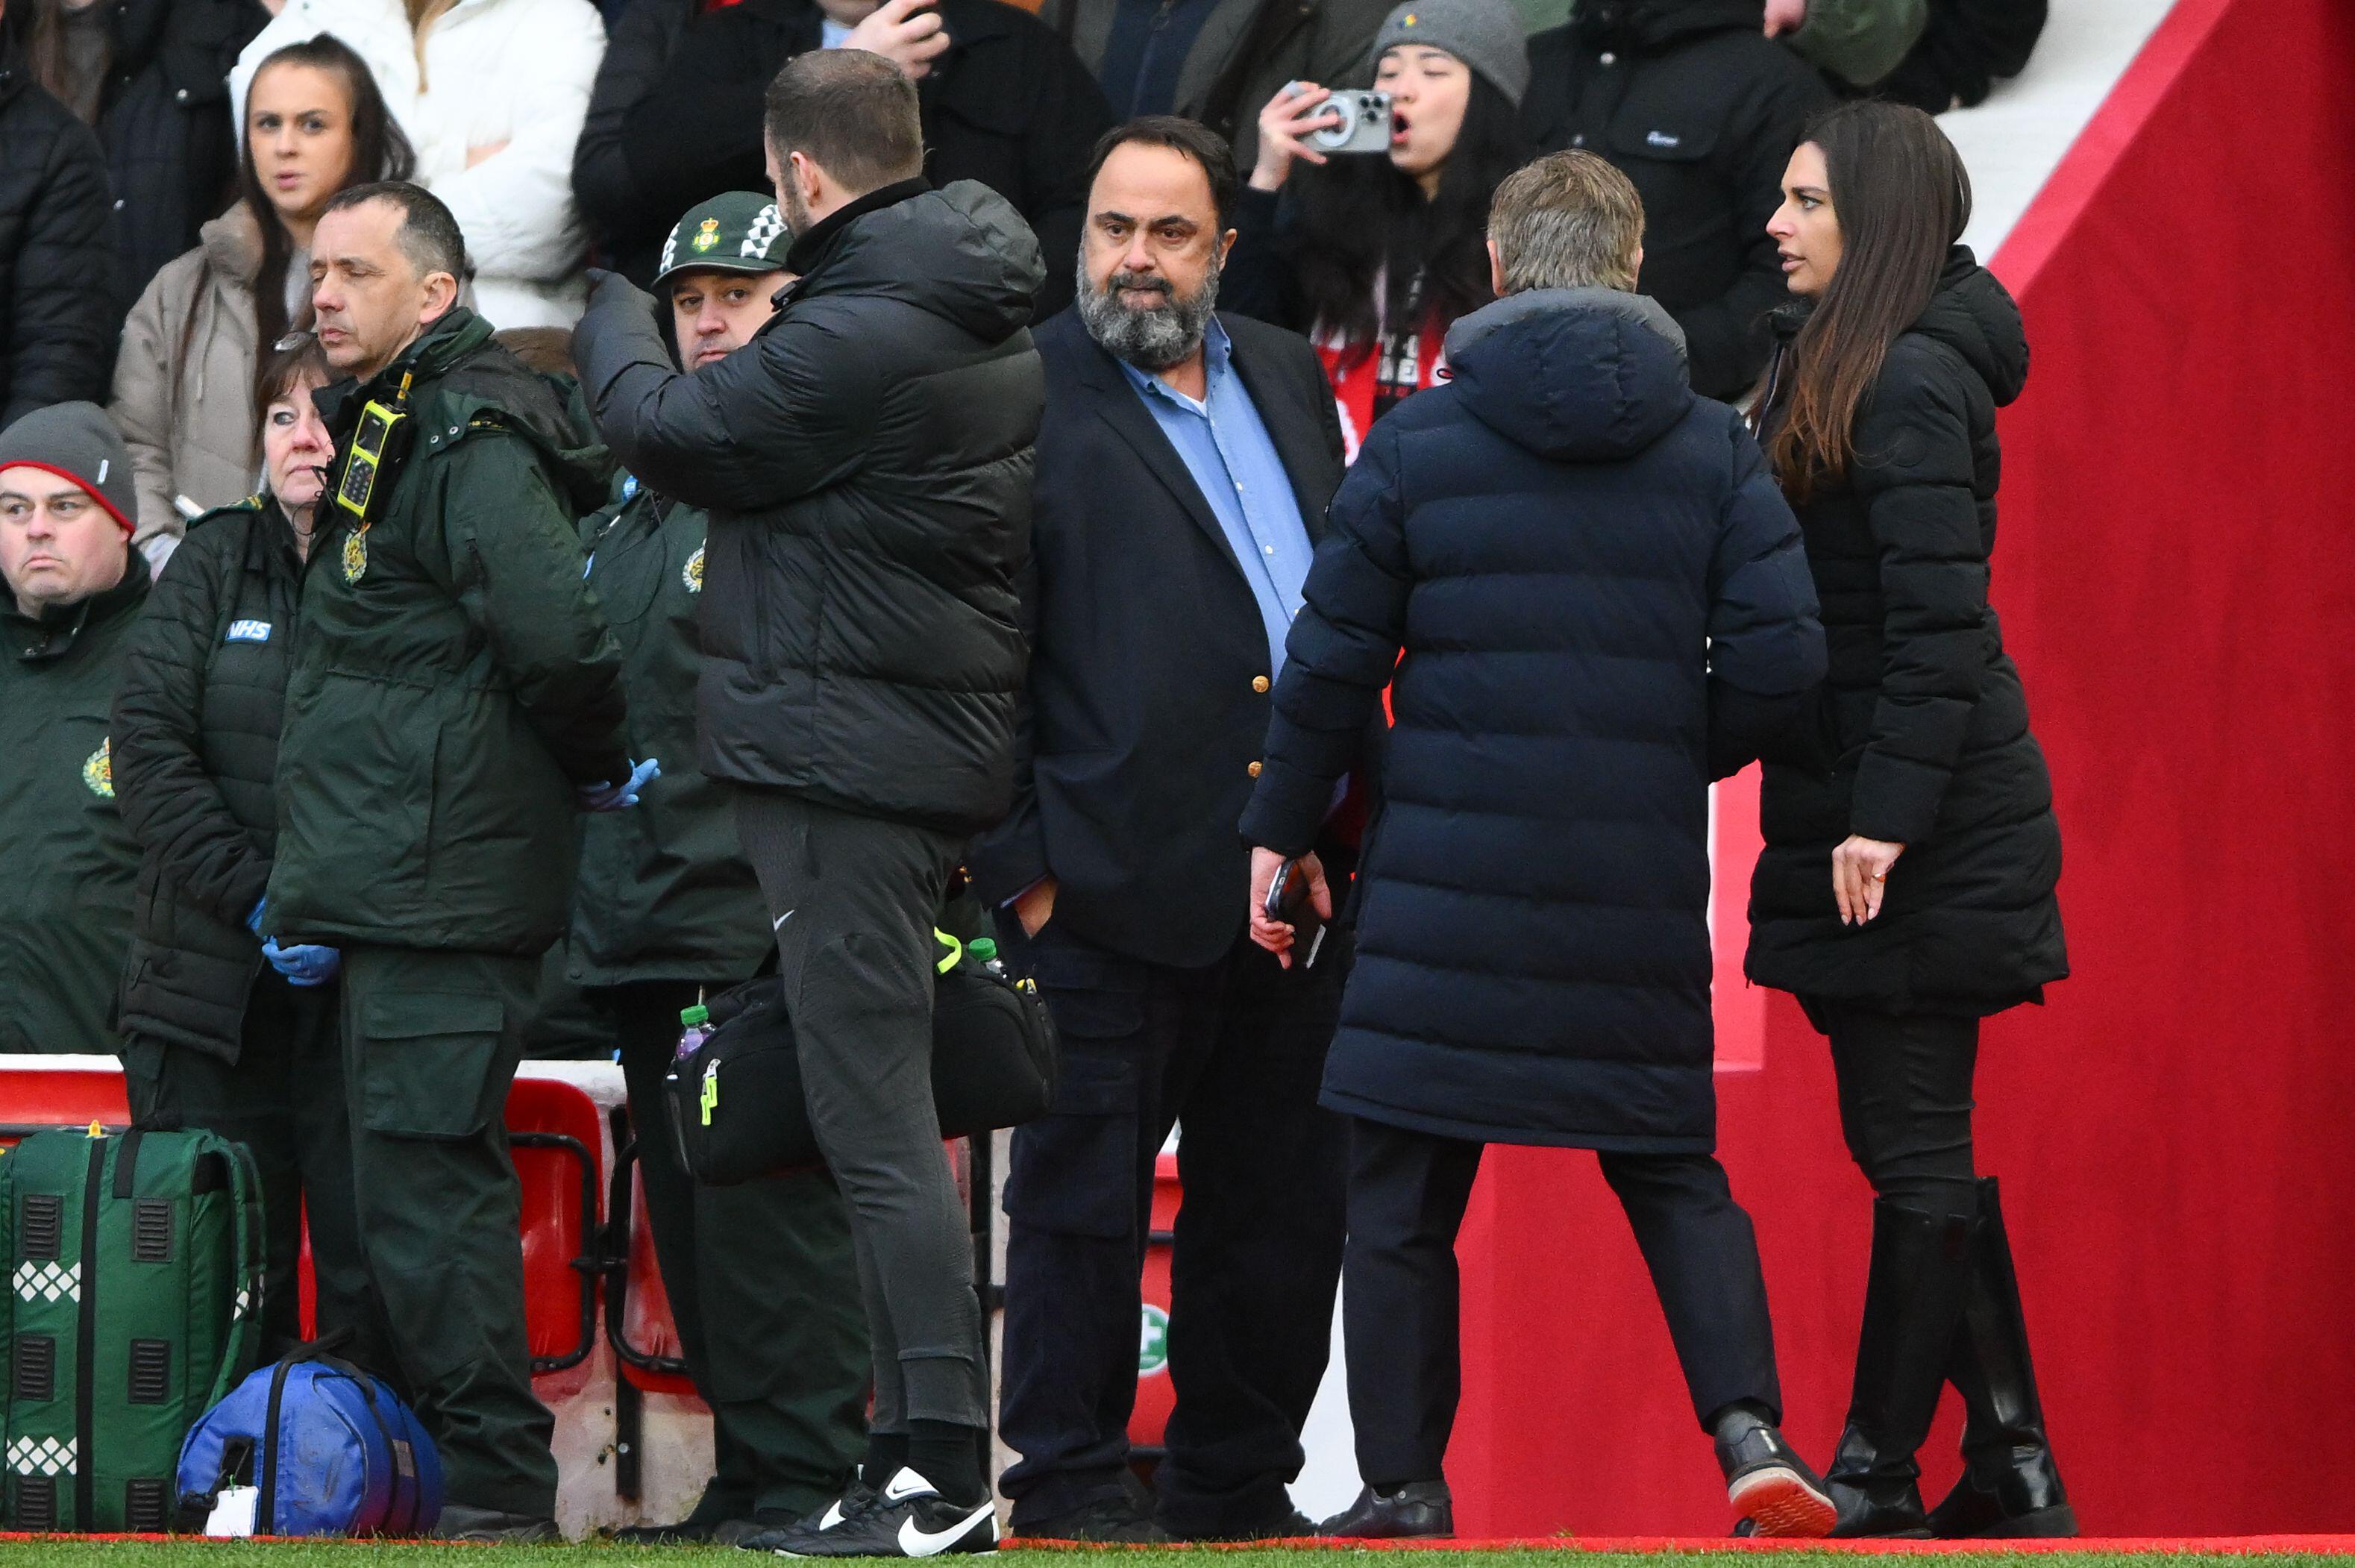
[1301,87,1394,156]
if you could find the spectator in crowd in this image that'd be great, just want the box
[230,0,607,329]
[110,335,386,1369]
[0,402,147,1054]
[1746,101,2071,1540]
[0,17,113,425]
[110,36,413,565]
[1222,0,1528,458]
[574,51,1043,1559]
[572,0,1110,318]
[1037,0,1392,175]
[1,0,266,308]
[1521,0,1831,399]
[570,192,868,1547]
[263,180,635,1543]
[1240,151,1835,1540]
[974,119,1353,1546]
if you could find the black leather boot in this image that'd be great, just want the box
[1925,1179,2079,1538]
[1826,1201,1975,1538]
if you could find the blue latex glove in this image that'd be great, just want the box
[579,756,660,812]
[262,936,341,987]
[245,898,266,934]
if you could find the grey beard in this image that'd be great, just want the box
[1076,248,1221,371]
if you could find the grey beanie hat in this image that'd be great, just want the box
[0,402,138,536]
[1368,0,1531,109]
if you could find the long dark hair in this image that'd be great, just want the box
[1288,72,1528,361]
[1760,101,1972,499]
[7,0,108,124]
[239,37,416,375]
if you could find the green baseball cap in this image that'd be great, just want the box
[653,192,792,289]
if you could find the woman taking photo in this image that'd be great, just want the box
[1746,101,2072,1540]
[1220,0,1527,457]
[110,37,412,560]
[111,336,383,1367]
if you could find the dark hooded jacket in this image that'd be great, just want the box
[266,307,631,955]
[0,48,115,425]
[1239,286,1824,1150]
[1747,248,2065,1015]
[1523,0,1832,401]
[576,180,1046,836]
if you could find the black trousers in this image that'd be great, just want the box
[997,921,1347,1534]
[733,788,988,1434]
[1343,1117,1784,1486]
[609,981,870,1520]
[122,972,385,1370]
[1804,1000,1981,1220]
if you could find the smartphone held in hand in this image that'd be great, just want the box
[1264,856,1330,969]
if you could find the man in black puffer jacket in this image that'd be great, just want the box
[1523,0,1831,400]
[1241,151,1834,1537]
[574,50,1043,1558]
[0,40,114,424]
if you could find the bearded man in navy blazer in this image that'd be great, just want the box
[972,117,1355,1545]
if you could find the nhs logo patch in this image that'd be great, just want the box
[225,620,272,644]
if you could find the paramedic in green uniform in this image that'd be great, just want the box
[260,180,642,1543]
[575,192,869,1545]
[0,402,148,1055]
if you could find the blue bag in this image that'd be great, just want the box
[175,1338,442,1537]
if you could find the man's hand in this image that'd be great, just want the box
[580,757,662,812]
[1248,846,1330,968]
[1013,877,1057,938]
[844,0,951,79]
[1763,0,1807,35]
[1831,834,1904,925]
[262,936,342,987]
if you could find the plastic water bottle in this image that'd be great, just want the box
[674,1002,712,1062]
[968,937,1005,976]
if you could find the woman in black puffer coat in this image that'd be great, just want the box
[1749,101,2071,1542]
[110,336,384,1367]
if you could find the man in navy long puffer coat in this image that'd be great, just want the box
[1241,151,1833,1537]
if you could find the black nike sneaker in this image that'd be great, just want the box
[756,1468,997,1558]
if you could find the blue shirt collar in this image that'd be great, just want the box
[1114,316,1232,412]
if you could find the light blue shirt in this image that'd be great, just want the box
[820,16,853,46]
[1116,319,1314,676]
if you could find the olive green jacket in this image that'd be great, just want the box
[0,551,151,1051]
[266,308,630,955]
[565,485,771,989]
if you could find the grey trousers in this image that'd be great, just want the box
[733,786,989,1432]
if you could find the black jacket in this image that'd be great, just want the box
[970,308,1346,968]
[1747,249,2065,1014]
[567,486,773,988]
[1523,0,1831,400]
[572,0,1109,318]
[81,0,265,306]
[1873,0,2044,111]
[112,498,302,1061]
[1241,287,1824,1151]
[0,552,150,1053]
[577,181,1046,835]
[0,51,115,426]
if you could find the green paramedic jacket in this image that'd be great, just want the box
[0,552,150,1053]
[565,485,772,988]
[265,307,630,955]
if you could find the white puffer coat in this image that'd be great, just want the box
[230,0,606,330]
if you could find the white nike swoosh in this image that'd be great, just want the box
[774,909,794,930]
[818,1501,846,1529]
[896,1503,994,1557]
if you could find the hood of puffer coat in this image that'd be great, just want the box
[1442,286,1696,462]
